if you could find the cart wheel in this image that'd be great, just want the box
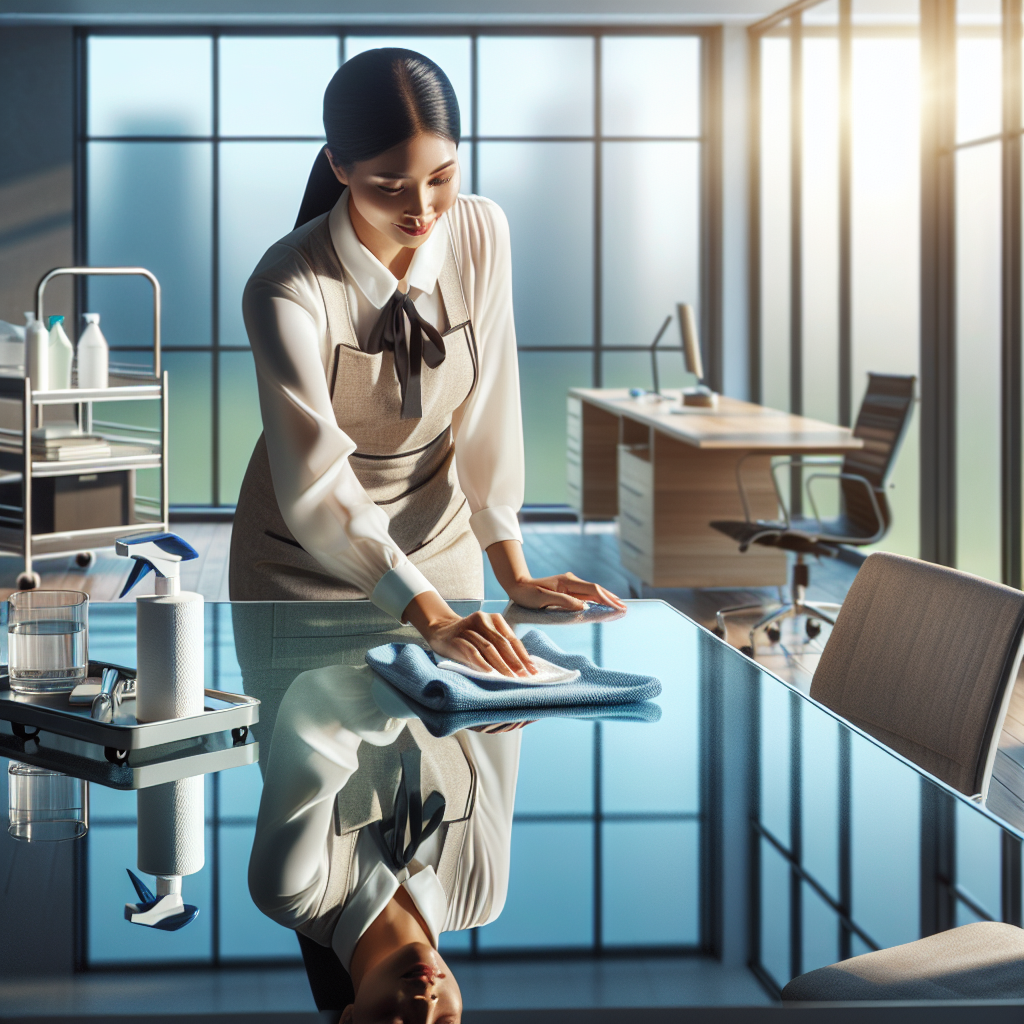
[15,572,41,591]
[11,722,39,740]
[104,747,129,765]
[231,726,248,745]
[805,618,822,640]
[75,551,96,569]
[766,624,782,645]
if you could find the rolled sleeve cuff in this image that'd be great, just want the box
[470,505,523,550]
[371,562,437,620]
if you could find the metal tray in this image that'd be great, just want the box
[0,685,259,754]
[0,725,258,789]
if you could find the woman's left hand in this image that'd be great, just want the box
[504,572,627,613]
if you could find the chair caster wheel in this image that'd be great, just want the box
[711,626,725,639]
[15,571,41,591]
[766,624,782,644]
[740,645,755,658]
[104,747,129,765]
[231,726,248,744]
[806,618,822,639]
[75,551,96,569]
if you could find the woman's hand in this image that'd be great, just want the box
[486,540,627,613]
[504,572,627,612]
[403,590,537,678]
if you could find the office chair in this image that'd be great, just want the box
[782,921,1024,1000]
[809,550,1024,800]
[710,373,915,655]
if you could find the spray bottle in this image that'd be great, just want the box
[47,315,73,390]
[116,532,203,722]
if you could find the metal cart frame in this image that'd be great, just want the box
[0,267,169,588]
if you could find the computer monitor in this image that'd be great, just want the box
[676,303,704,383]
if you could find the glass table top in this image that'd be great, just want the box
[0,598,1021,1009]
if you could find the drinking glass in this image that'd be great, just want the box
[7,590,88,694]
[8,762,89,842]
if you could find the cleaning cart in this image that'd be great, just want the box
[0,267,169,588]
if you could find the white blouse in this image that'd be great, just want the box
[242,190,525,620]
[247,664,521,970]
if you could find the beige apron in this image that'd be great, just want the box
[230,214,484,603]
[296,719,477,948]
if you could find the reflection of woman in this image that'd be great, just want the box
[248,664,521,1022]
[229,49,623,676]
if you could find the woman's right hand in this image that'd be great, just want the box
[403,591,537,678]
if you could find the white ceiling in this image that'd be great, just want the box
[0,0,780,26]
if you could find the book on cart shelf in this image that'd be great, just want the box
[31,434,112,462]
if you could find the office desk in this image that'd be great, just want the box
[568,389,864,588]
[0,599,1019,1010]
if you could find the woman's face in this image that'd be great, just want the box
[341,941,461,1024]
[328,133,460,254]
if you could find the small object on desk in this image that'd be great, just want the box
[90,666,121,722]
[678,385,718,409]
[117,532,203,723]
[7,589,89,695]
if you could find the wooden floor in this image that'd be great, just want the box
[3,520,1022,832]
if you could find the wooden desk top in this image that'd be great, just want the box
[569,389,863,453]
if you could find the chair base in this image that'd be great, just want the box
[714,555,841,657]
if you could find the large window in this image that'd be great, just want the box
[753,0,922,557]
[79,28,719,509]
[751,0,1024,587]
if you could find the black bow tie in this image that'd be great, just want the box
[370,747,447,873]
[363,289,447,420]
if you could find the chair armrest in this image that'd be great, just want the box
[805,471,886,544]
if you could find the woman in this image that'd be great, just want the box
[230,48,625,677]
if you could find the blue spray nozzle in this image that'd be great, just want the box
[47,315,64,328]
[124,869,199,931]
[116,532,199,598]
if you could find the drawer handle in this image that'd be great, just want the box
[621,538,645,556]
[621,511,645,527]
[620,482,644,498]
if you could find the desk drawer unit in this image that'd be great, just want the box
[566,396,619,517]
[617,445,653,579]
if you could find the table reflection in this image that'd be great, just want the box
[0,598,1019,1010]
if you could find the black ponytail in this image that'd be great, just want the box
[294,48,461,230]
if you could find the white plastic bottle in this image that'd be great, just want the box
[26,316,49,391]
[76,313,109,389]
[47,315,73,390]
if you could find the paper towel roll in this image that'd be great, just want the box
[137,776,205,878]
[136,592,204,722]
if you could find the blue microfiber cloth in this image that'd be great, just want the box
[370,675,662,737]
[364,628,662,713]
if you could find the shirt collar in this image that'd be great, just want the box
[329,189,449,309]
[332,858,449,972]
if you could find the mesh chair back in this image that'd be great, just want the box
[841,374,916,535]
[810,552,1024,796]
